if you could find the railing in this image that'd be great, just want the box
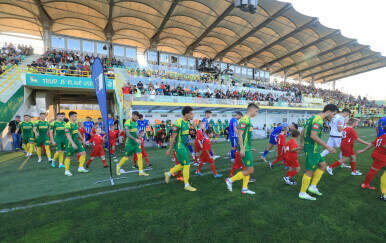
[19,65,115,79]
[0,64,17,79]
[123,94,325,109]
[0,66,21,95]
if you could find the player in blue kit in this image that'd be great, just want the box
[261,123,297,162]
[202,110,211,134]
[376,116,386,137]
[229,112,243,162]
[83,116,94,142]
[137,114,149,139]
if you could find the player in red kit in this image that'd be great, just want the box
[194,129,222,178]
[85,127,108,168]
[170,150,184,181]
[193,122,204,166]
[109,124,120,158]
[326,118,370,176]
[357,127,386,200]
[78,122,86,143]
[283,129,302,185]
[270,126,289,169]
[133,130,152,169]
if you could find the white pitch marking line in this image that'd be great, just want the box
[0,160,273,214]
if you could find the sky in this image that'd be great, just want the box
[287,0,386,100]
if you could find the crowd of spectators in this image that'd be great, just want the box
[122,76,381,109]
[26,49,124,78]
[127,67,220,84]
[0,42,33,75]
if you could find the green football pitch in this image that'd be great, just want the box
[0,127,385,242]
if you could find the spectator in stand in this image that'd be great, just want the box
[122,82,131,94]
[148,81,154,90]
[137,81,144,92]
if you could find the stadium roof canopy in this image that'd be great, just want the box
[1,0,385,83]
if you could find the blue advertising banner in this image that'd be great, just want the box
[91,58,110,147]
[26,74,114,89]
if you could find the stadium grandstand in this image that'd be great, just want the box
[0,0,385,242]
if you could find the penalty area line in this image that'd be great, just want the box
[0,160,272,214]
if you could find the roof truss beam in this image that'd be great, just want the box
[184,4,234,55]
[258,30,341,69]
[288,45,369,77]
[150,0,180,47]
[214,3,293,60]
[316,58,386,81]
[238,17,319,64]
[34,0,53,25]
[303,52,380,79]
[103,0,115,36]
[272,39,357,75]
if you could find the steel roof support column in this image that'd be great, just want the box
[283,70,287,82]
[43,21,50,51]
[333,80,336,90]
[298,72,302,84]
[311,76,315,87]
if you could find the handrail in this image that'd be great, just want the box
[0,64,17,78]
[115,73,124,102]
[19,65,115,78]
[0,67,21,95]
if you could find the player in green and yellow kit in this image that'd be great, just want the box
[49,112,66,168]
[15,114,34,157]
[165,106,196,192]
[298,104,339,200]
[226,103,259,194]
[116,111,149,176]
[64,111,88,176]
[33,113,52,163]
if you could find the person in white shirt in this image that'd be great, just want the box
[321,108,351,167]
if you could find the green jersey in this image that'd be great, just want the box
[304,115,324,153]
[50,120,66,139]
[173,118,190,149]
[238,115,252,151]
[34,120,50,138]
[154,124,160,133]
[64,121,79,141]
[124,119,139,146]
[18,121,33,137]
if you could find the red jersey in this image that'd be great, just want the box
[109,130,119,141]
[92,127,96,135]
[341,127,358,147]
[79,127,86,138]
[139,137,145,151]
[284,139,298,161]
[195,130,203,144]
[277,133,286,154]
[371,134,386,160]
[89,134,104,148]
[202,138,211,151]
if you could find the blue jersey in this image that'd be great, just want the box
[83,121,94,133]
[137,119,148,132]
[202,117,209,130]
[377,117,386,137]
[271,124,288,136]
[108,118,114,126]
[229,117,238,137]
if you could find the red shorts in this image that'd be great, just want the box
[194,142,202,153]
[200,152,214,163]
[110,141,116,147]
[340,144,354,157]
[142,150,148,158]
[371,154,386,169]
[90,147,105,157]
[286,159,300,168]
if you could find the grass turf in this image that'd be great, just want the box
[0,127,385,242]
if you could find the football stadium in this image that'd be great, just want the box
[0,0,385,242]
